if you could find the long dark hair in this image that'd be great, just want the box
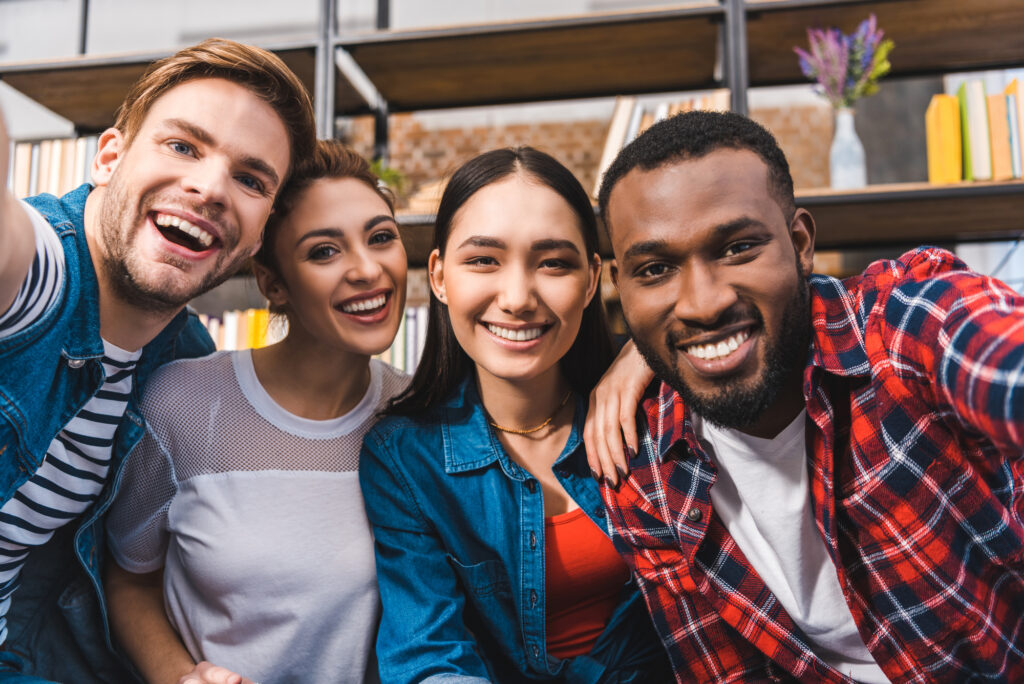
[388,147,614,416]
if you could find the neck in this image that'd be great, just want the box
[251,329,372,421]
[84,191,180,351]
[738,372,806,440]
[475,366,572,434]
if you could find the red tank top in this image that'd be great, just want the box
[544,507,630,659]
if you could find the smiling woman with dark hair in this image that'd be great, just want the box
[359,146,670,683]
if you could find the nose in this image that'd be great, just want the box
[496,265,537,315]
[181,158,230,207]
[672,261,739,328]
[345,246,385,283]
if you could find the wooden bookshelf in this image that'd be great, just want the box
[747,0,1024,88]
[798,180,1024,250]
[335,4,724,114]
[0,43,326,133]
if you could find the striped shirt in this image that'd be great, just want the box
[0,202,141,644]
[603,248,1024,683]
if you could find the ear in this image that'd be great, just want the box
[584,254,601,307]
[609,259,620,290]
[253,261,288,310]
[789,208,816,277]
[427,249,447,304]
[91,128,125,187]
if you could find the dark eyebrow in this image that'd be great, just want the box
[622,217,768,261]
[456,236,505,250]
[532,238,580,254]
[294,216,395,246]
[165,118,281,189]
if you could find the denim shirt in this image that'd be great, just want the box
[0,185,215,682]
[359,378,670,684]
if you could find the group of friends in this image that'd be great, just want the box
[0,38,1021,684]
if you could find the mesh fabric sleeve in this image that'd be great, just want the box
[105,373,181,573]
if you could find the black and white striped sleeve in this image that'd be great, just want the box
[0,202,65,338]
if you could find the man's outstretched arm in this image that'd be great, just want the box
[0,111,35,317]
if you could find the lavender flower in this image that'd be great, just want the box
[794,14,893,109]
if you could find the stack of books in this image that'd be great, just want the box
[926,78,1023,184]
[7,135,99,198]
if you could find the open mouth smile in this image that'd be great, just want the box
[685,329,751,361]
[152,212,219,252]
[340,293,387,315]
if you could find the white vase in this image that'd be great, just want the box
[829,107,867,189]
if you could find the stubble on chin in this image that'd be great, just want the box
[94,173,247,313]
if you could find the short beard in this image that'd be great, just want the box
[95,169,247,314]
[630,276,811,432]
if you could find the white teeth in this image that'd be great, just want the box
[685,330,750,361]
[486,324,544,342]
[341,294,387,313]
[154,212,214,248]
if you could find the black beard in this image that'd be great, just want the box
[630,277,811,432]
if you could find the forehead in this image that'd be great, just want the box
[607,148,783,255]
[138,78,291,167]
[285,177,391,231]
[449,173,585,246]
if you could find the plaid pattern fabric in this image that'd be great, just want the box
[603,248,1024,683]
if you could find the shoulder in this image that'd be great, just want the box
[143,350,234,410]
[372,359,413,403]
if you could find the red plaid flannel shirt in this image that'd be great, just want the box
[603,248,1024,683]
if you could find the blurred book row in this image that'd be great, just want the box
[7,136,98,199]
[927,77,1024,184]
[592,89,730,197]
[197,304,430,374]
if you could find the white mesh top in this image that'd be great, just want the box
[106,350,409,684]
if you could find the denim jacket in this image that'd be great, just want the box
[359,378,670,684]
[0,185,215,682]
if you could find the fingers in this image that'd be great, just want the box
[585,384,628,489]
[179,662,244,684]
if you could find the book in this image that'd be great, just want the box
[957,79,992,181]
[1004,81,1023,178]
[592,95,636,198]
[925,94,962,184]
[987,93,1013,181]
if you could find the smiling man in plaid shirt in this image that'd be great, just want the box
[593,111,1024,682]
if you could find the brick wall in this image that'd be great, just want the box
[343,102,833,210]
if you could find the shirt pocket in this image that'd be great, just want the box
[446,554,523,667]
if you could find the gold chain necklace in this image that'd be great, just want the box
[488,390,573,435]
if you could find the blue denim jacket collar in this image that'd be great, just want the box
[441,376,585,478]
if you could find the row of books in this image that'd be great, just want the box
[7,136,98,199]
[926,78,1024,184]
[592,89,730,197]
[197,304,430,374]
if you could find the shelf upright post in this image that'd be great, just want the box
[315,0,338,139]
[722,0,748,115]
[78,0,90,55]
[374,0,390,163]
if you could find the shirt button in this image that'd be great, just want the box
[687,507,702,522]
[594,506,606,519]
[529,589,538,608]
[526,480,537,494]
[67,358,86,368]
[529,531,537,550]
[532,644,540,658]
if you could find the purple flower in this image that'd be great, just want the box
[793,14,892,108]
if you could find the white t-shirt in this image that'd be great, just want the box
[696,411,889,684]
[106,350,409,684]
